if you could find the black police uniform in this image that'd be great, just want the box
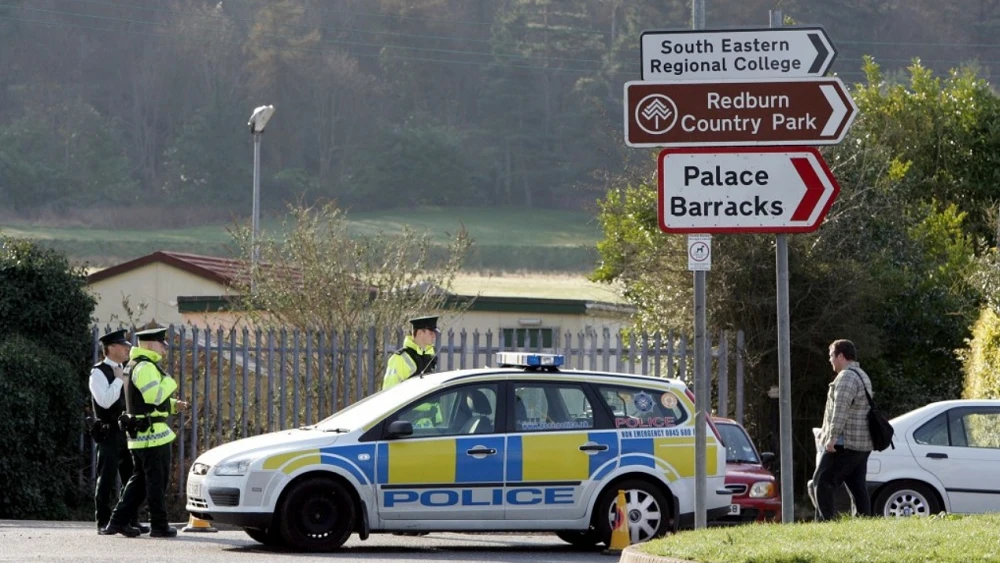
[89,329,147,534]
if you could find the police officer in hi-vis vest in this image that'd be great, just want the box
[89,329,148,535]
[102,327,188,538]
[382,316,440,389]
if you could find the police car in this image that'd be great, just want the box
[185,353,732,551]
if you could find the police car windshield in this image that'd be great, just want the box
[313,376,438,432]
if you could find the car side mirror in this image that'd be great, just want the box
[760,452,776,466]
[387,420,413,438]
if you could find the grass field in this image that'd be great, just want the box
[637,514,1000,563]
[0,207,603,272]
[450,272,626,303]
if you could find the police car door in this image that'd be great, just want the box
[504,380,618,521]
[375,382,505,522]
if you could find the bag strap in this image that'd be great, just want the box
[847,368,877,408]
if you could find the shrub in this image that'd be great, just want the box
[960,307,1000,399]
[0,235,95,518]
[0,335,84,518]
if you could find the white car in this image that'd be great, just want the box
[866,399,1000,517]
[185,352,732,551]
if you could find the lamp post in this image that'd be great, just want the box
[248,105,275,293]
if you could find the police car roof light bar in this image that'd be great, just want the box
[495,352,565,370]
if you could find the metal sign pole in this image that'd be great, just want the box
[691,0,708,531]
[770,8,795,524]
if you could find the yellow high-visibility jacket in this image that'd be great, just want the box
[382,335,435,390]
[125,346,178,450]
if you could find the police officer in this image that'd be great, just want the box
[102,327,188,538]
[90,329,149,535]
[382,316,440,389]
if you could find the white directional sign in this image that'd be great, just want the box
[657,147,841,234]
[640,27,836,81]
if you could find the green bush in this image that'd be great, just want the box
[0,235,96,519]
[960,306,1000,399]
[0,335,84,519]
[0,235,95,367]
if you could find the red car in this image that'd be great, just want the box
[711,416,781,523]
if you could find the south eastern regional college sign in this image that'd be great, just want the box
[657,147,841,234]
[624,77,856,147]
[640,27,837,80]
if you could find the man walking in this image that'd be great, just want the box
[90,329,148,535]
[813,339,874,520]
[102,327,188,538]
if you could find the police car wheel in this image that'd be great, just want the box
[555,530,600,549]
[277,477,355,552]
[595,479,670,546]
[244,526,283,547]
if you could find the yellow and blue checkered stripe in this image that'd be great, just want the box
[506,431,619,483]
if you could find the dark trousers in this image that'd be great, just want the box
[94,428,140,528]
[109,444,171,529]
[814,447,871,520]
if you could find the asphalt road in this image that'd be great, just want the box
[0,521,619,563]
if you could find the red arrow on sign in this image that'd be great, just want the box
[657,147,841,234]
[790,157,824,221]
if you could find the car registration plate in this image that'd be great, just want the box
[728,504,741,516]
[187,480,203,499]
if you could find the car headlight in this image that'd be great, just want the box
[191,462,210,476]
[213,459,252,476]
[749,481,776,498]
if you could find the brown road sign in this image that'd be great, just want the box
[624,77,857,147]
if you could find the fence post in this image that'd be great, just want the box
[368,327,377,397]
[191,326,200,457]
[331,330,340,413]
[228,327,237,440]
[216,326,224,444]
[266,329,275,432]
[292,329,301,428]
[242,327,250,438]
[718,330,729,419]
[305,329,313,426]
[678,335,688,386]
[736,330,745,425]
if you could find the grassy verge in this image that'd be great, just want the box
[1,206,602,272]
[637,514,1000,562]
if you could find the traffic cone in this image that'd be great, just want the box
[603,489,631,555]
[181,513,218,533]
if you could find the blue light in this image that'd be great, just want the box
[495,352,565,368]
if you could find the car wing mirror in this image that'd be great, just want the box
[387,420,413,438]
[760,452,776,466]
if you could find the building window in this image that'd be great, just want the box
[502,328,554,350]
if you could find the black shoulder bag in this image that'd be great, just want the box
[849,368,895,451]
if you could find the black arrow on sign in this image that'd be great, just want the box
[808,33,829,74]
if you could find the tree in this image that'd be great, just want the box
[232,202,471,332]
[228,203,472,395]
[0,101,137,212]
[0,235,96,519]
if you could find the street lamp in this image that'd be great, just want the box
[248,104,275,293]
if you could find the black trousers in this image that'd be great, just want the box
[109,443,171,529]
[94,428,141,528]
[814,446,871,520]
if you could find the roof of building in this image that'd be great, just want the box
[86,251,300,287]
